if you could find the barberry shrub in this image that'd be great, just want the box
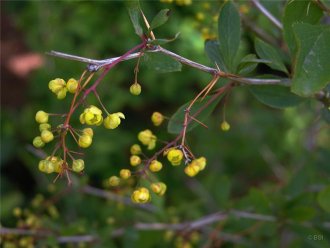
[1,1,330,247]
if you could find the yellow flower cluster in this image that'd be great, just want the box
[72,159,85,173]
[38,156,63,174]
[138,129,157,150]
[48,78,78,99]
[33,111,54,148]
[184,157,206,177]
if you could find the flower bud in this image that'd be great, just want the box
[130,155,141,166]
[130,83,141,96]
[151,112,164,126]
[41,130,54,143]
[78,134,92,148]
[35,111,49,124]
[150,182,167,196]
[33,136,45,148]
[220,121,230,131]
[72,159,84,173]
[39,123,51,132]
[109,176,120,186]
[38,160,55,174]
[149,160,162,172]
[119,169,131,179]
[130,144,142,155]
[56,88,67,100]
[104,112,125,129]
[66,78,78,93]
[82,128,94,137]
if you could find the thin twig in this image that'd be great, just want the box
[251,0,283,29]
[47,47,290,86]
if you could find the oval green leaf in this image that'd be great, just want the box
[249,85,304,109]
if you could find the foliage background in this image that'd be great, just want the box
[1,1,329,247]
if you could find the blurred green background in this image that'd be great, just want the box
[1,1,329,247]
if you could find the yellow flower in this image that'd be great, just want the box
[35,111,49,124]
[220,121,230,131]
[78,134,92,148]
[191,157,206,171]
[138,129,157,150]
[184,164,200,177]
[119,169,131,179]
[33,136,45,148]
[184,157,206,177]
[46,156,63,173]
[72,159,84,173]
[149,160,163,172]
[131,187,151,203]
[130,83,142,96]
[109,176,120,186]
[130,155,141,166]
[38,160,55,174]
[39,123,51,132]
[40,130,54,143]
[82,128,94,137]
[151,112,164,126]
[150,182,167,196]
[48,78,67,99]
[104,112,125,129]
[79,105,103,126]
[166,148,183,166]
[66,78,78,93]
[130,144,142,155]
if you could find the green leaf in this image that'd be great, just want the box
[291,24,330,96]
[238,54,270,75]
[149,9,171,30]
[255,38,288,74]
[127,1,143,36]
[286,206,316,222]
[317,185,330,212]
[283,0,323,55]
[168,95,223,134]
[143,53,181,73]
[218,1,241,72]
[148,32,180,45]
[204,40,227,72]
[249,85,304,109]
